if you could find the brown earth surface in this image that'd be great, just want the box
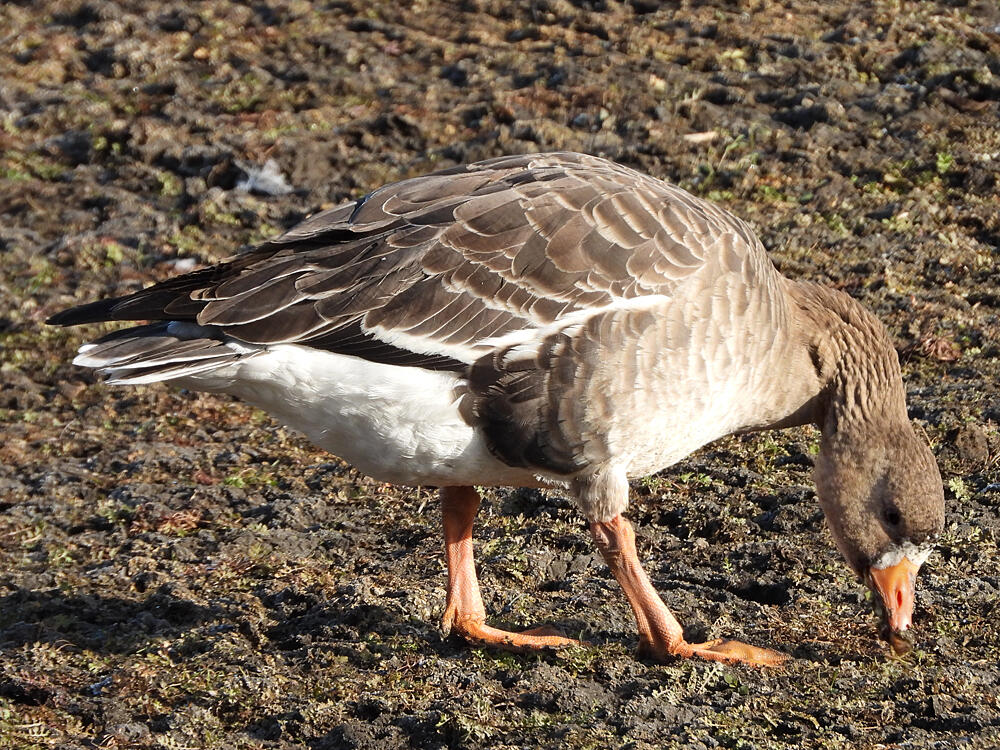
[2,1,1000,748]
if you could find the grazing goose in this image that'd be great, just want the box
[49,152,944,665]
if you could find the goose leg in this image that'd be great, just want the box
[589,514,788,666]
[439,486,580,652]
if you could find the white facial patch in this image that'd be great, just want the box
[872,540,934,570]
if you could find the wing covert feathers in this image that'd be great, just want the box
[49,152,765,373]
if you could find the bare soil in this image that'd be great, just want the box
[2,1,999,748]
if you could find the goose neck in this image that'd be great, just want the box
[787,281,908,436]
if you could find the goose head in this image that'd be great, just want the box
[814,419,944,653]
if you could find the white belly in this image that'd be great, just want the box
[176,344,533,487]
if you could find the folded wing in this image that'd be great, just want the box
[49,152,763,376]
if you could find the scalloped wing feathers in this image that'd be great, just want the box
[50,152,781,478]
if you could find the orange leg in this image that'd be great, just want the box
[589,514,788,666]
[440,486,580,652]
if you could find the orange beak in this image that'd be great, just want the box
[866,557,920,651]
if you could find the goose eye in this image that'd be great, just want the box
[884,507,902,526]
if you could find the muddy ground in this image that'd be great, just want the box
[2,0,1000,748]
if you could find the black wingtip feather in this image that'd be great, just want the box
[46,297,130,326]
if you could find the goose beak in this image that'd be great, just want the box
[866,557,920,654]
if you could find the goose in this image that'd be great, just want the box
[48,151,944,665]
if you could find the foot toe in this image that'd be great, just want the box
[519,625,569,638]
[687,638,789,667]
[452,620,583,652]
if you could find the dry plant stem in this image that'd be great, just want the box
[589,514,789,666]
[439,485,580,651]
